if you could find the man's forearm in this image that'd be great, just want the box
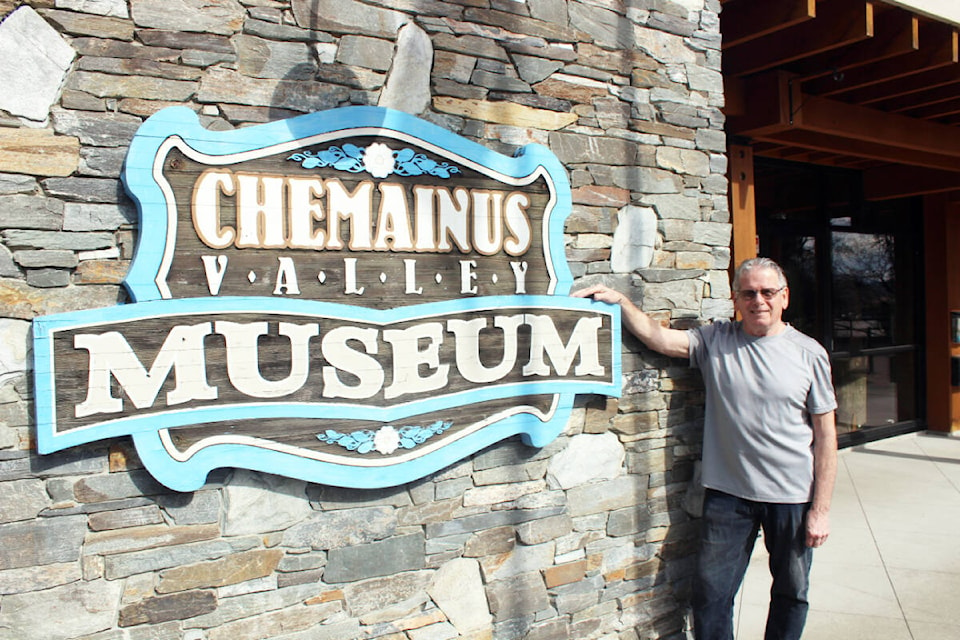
[572,284,690,358]
[804,411,837,547]
[811,410,838,513]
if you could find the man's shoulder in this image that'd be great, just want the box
[781,325,829,357]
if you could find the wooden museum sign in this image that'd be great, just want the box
[33,106,621,490]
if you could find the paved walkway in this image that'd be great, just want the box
[735,431,960,639]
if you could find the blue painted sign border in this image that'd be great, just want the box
[33,106,622,490]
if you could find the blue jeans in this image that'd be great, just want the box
[693,489,813,640]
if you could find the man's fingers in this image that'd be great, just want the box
[806,533,828,548]
[571,284,605,298]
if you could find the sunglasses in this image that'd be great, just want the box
[736,286,785,301]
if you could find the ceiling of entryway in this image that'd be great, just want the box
[722,0,960,200]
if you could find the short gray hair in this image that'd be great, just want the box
[732,257,788,291]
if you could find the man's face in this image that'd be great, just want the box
[734,267,789,337]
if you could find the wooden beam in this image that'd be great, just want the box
[864,165,960,200]
[723,74,747,117]
[802,151,843,164]
[874,79,960,112]
[728,73,960,169]
[775,146,821,162]
[755,129,960,172]
[789,10,918,82]
[755,178,859,213]
[723,1,874,77]
[775,148,818,162]
[725,70,795,136]
[729,144,758,268]
[847,158,886,169]
[752,146,801,161]
[795,92,960,155]
[903,96,960,119]
[751,141,788,155]
[752,147,878,172]
[806,22,957,96]
[721,0,816,49]
[837,62,960,105]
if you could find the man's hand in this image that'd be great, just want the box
[805,507,830,548]
[571,284,623,305]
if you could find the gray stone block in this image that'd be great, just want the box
[290,0,406,39]
[0,245,19,277]
[158,489,222,525]
[0,514,87,570]
[485,571,550,622]
[337,35,395,72]
[514,54,563,84]
[282,506,397,550]
[221,470,311,536]
[244,17,331,44]
[119,589,217,626]
[0,580,123,639]
[324,532,425,583]
[0,195,64,230]
[184,583,321,629]
[548,131,640,165]
[104,536,260,580]
[569,2,635,50]
[52,108,142,147]
[42,178,124,204]
[0,173,39,195]
[471,68,531,93]
[425,506,564,539]
[607,505,653,537]
[13,250,78,268]
[26,268,72,288]
[80,146,128,178]
[3,229,115,252]
[0,479,49,524]
[235,34,316,80]
[0,7,75,122]
[379,22,434,116]
[129,0,244,35]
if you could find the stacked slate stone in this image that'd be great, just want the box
[0,1,729,638]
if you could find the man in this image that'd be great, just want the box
[574,257,837,640]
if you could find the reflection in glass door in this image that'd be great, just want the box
[755,159,923,445]
[830,231,917,436]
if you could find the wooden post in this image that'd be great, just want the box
[924,194,960,433]
[729,144,758,270]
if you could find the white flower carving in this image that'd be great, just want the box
[374,426,401,455]
[362,142,396,178]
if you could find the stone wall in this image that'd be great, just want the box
[0,1,729,639]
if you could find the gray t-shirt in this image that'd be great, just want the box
[688,321,837,503]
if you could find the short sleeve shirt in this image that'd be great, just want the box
[687,321,837,503]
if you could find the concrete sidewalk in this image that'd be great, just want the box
[734,431,960,640]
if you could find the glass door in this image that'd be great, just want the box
[755,159,923,446]
[830,231,919,438]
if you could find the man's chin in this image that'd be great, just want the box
[743,319,773,336]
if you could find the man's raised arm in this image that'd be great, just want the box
[573,284,690,359]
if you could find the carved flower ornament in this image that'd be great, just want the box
[318,421,453,455]
[288,144,461,178]
[373,425,401,455]
[361,142,397,179]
